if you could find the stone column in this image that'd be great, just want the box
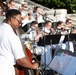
[15,0,24,3]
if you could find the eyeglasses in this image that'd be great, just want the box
[13,17,22,25]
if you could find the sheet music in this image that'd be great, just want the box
[49,53,76,75]
[62,57,76,75]
[59,35,65,44]
[49,56,62,72]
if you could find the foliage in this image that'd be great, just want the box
[31,0,76,13]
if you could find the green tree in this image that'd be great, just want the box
[31,0,76,13]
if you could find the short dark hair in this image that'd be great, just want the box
[66,19,71,23]
[5,9,21,20]
[33,6,40,12]
[45,20,52,25]
[57,21,63,26]
[31,21,38,26]
[9,0,15,3]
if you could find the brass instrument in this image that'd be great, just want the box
[35,28,49,35]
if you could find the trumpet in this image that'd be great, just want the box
[35,28,49,35]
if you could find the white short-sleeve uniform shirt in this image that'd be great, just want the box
[0,23,25,75]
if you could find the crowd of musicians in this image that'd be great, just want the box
[0,0,76,75]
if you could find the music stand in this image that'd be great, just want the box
[63,33,76,52]
[63,33,76,43]
[49,49,76,75]
[38,34,61,46]
[37,34,62,75]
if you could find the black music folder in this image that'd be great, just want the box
[63,33,76,43]
[38,34,61,46]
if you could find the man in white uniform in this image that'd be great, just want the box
[33,6,45,23]
[19,3,35,27]
[0,9,38,75]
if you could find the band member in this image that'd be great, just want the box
[56,21,67,35]
[33,6,45,23]
[19,3,35,27]
[42,20,56,35]
[65,18,73,34]
[0,9,38,75]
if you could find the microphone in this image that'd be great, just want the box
[54,10,56,16]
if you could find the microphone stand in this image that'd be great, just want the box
[38,32,48,75]
[66,29,70,51]
[40,20,52,75]
[42,33,47,75]
[40,33,55,75]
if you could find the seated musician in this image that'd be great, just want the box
[38,20,56,67]
[56,21,67,35]
[8,0,16,10]
[19,3,29,27]
[64,19,75,52]
[65,18,73,34]
[33,6,45,23]
[65,18,76,34]
[19,3,35,27]
[42,20,56,35]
